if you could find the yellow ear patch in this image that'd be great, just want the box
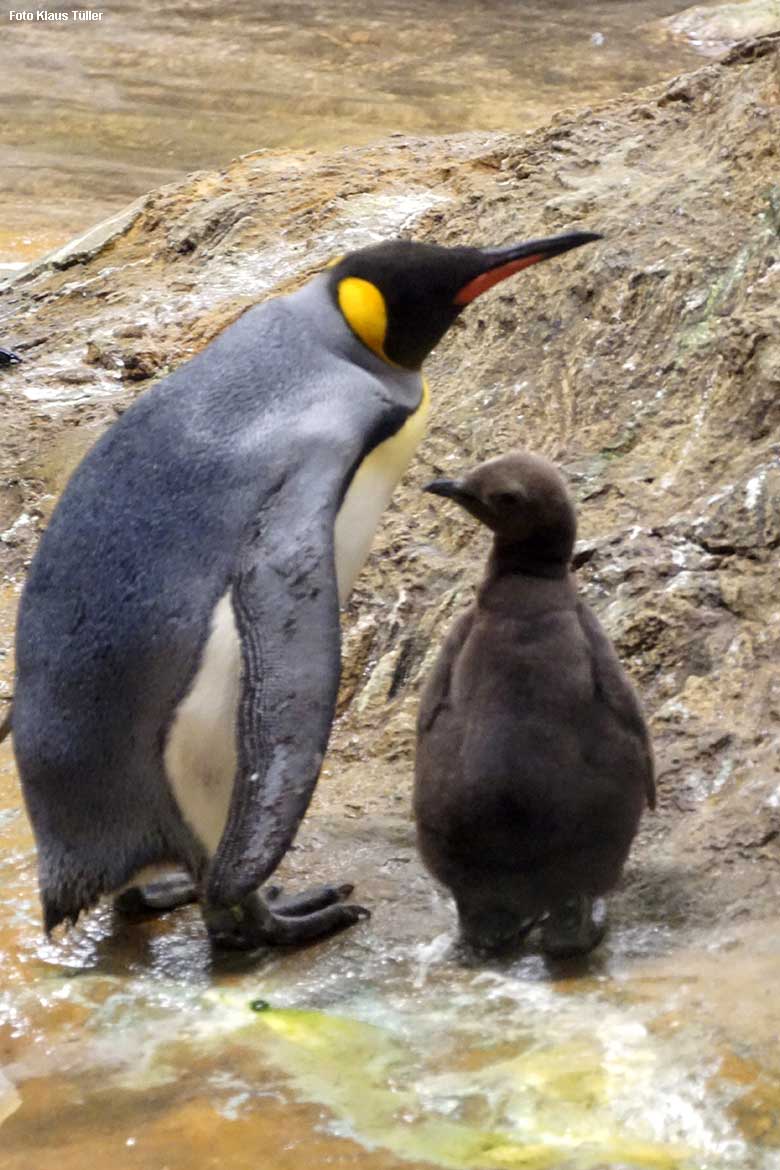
[337,277,390,362]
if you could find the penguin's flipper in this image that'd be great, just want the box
[207,465,346,910]
[576,600,656,810]
[205,368,417,911]
[416,610,473,733]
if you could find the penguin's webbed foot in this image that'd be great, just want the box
[541,894,607,959]
[114,872,199,918]
[205,884,369,951]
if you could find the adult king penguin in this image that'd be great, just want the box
[7,231,600,950]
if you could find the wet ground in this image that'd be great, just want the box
[0,0,710,269]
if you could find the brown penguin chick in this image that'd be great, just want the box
[414,452,655,957]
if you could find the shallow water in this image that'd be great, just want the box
[0,0,708,266]
[3,810,780,1168]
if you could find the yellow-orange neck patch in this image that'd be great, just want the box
[337,276,393,364]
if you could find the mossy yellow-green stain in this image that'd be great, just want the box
[248,1006,698,1170]
[337,276,392,363]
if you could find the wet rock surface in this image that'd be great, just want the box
[2,35,780,1170]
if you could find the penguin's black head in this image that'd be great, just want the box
[425,451,577,566]
[327,232,600,371]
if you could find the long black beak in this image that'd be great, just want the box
[481,231,602,267]
[455,230,602,305]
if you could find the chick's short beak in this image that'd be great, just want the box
[423,478,469,500]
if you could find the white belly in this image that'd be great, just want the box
[164,384,430,855]
[164,592,241,855]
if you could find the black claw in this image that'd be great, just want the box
[0,348,22,367]
[265,882,358,917]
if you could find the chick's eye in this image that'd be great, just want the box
[490,491,520,510]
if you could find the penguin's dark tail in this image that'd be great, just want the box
[0,703,12,744]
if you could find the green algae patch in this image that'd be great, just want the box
[247,1006,698,1170]
[678,244,754,353]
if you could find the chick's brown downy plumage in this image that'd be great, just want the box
[414,452,654,956]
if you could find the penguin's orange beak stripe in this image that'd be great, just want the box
[453,255,548,306]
